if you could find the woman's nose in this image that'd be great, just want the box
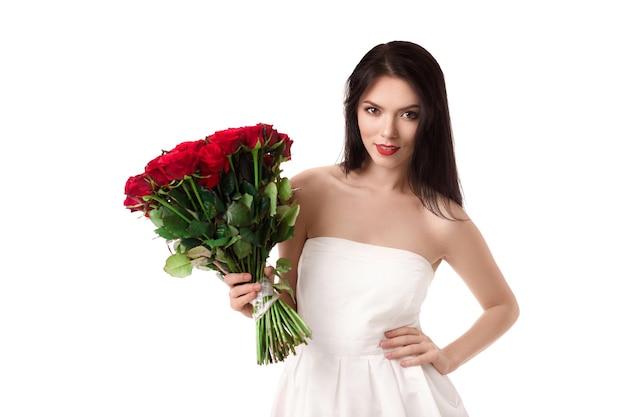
[381,117,398,139]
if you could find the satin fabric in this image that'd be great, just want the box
[271,237,468,417]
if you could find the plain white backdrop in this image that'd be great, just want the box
[1,1,624,416]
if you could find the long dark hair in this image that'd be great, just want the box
[342,41,464,219]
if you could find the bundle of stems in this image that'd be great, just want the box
[125,123,312,364]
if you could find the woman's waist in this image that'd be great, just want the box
[300,323,420,356]
[300,334,387,356]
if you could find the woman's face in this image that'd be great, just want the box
[357,75,420,170]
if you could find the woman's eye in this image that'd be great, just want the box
[402,111,419,120]
[365,107,380,115]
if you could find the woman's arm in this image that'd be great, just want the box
[437,216,519,372]
[382,211,519,374]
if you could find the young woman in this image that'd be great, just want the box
[225,41,519,417]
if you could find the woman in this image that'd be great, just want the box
[225,41,519,417]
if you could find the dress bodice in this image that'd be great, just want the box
[296,237,434,355]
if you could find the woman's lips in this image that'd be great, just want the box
[375,144,400,156]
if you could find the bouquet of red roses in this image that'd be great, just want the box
[123,123,312,364]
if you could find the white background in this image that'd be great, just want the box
[1,1,624,416]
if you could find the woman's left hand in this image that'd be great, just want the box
[380,327,454,375]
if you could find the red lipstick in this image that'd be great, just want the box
[375,144,400,156]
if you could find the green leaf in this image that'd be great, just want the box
[154,227,177,240]
[277,177,293,203]
[273,283,294,300]
[191,257,210,268]
[203,236,230,248]
[202,201,217,220]
[148,207,164,228]
[215,247,235,267]
[224,235,240,249]
[187,245,212,259]
[276,221,295,243]
[275,258,292,274]
[225,201,251,226]
[228,225,239,237]
[276,204,300,227]
[240,193,254,212]
[221,170,237,196]
[264,182,277,216]
[241,181,259,198]
[240,227,261,246]
[179,238,202,251]
[162,206,190,237]
[164,253,193,278]
[188,220,209,237]
[215,224,229,239]
[198,188,224,214]
[257,196,270,219]
[233,239,252,259]
[166,187,195,216]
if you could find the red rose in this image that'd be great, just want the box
[144,141,203,185]
[124,174,153,213]
[241,123,266,149]
[123,195,147,213]
[143,154,169,185]
[279,133,293,159]
[197,141,228,188]
[144,140,204,185]
[209,128,245,155]
[170,139,205,156]
[125,173,153,197]
[264,125,280,148]
[197,173,221,189]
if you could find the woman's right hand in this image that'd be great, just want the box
[223,272,262,319]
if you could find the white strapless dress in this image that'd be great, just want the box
[271,237,468,417]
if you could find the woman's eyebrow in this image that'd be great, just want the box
[361,99,421,110]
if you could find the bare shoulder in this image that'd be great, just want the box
[424,198,493,263]
[290,164,343,199]
[287,165,344,238]
[290,164,341,187]
[421,198,472,248]
[423,196,463,222]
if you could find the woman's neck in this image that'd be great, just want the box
[347,160,412,194]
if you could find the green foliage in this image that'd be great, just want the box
[225,200,251,226]
[134,127,309,364]
[146,144,300,284]
[264,182,277,216]
[164,253,193,278]
[188,220,209,237]
[221,170,237,196]
[277,177,292,203]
